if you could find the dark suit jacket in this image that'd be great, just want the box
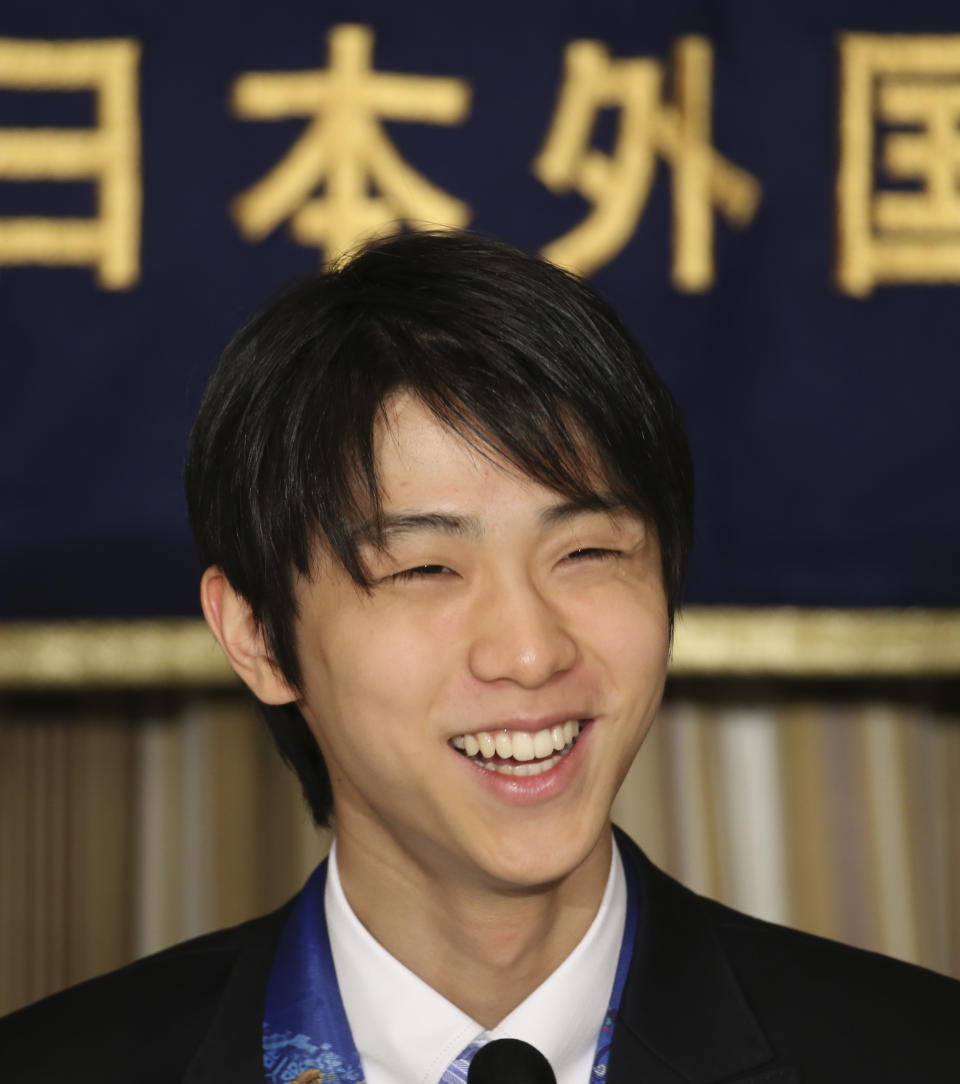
[2,831,958,1082]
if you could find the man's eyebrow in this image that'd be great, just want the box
[354,511,484,545]
[537,494,634,527]
[353,495,634,546]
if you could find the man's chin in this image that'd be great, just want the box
[466,819,613,896]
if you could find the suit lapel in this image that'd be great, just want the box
[609,831,784,1084]
[183,902,294,1084]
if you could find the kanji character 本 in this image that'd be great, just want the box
[836,33,960,296]
[0,38,141,289]
[231,24,471,264]
[534,36,761,291]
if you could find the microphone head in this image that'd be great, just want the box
[466,1038,557,1084]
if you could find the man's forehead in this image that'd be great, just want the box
[338,388,646,553]
[374,387,614,481]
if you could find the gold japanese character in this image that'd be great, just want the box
[0,38,141,289]
[231,24,471,264]
[535,36,761,291]
[837,33,960,296]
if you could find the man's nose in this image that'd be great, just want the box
[467,575,578,687]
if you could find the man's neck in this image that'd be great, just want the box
[334,825,613,1029]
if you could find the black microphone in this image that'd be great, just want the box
[466,1038,557,1084]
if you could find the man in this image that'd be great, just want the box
[2,231,958,1082]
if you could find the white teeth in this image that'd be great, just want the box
[534,729,554,759]
[475,751,570,776]
[512,732,535,761]
[450,720,583,770]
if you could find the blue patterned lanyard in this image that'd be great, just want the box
[589,848,638,1083]
[263,863,364,1084]
[262,843,639,1084]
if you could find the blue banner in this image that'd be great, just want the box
[2,2,959,617]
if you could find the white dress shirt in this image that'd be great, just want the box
[325,838,627,1084]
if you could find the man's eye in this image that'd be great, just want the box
[564,547,620,562]
[391,564,454,582]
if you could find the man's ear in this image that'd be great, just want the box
[200,566,296,705]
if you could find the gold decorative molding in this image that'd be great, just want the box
[0,619,232,689]
[0,609,958,689]
[671,608,960,677]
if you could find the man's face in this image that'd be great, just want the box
[292,393,670,893]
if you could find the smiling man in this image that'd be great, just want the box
[183,231,692,1083]
[3,231,958,1082]
[205,388,673,1045]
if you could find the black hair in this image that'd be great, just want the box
[184,230,694,826]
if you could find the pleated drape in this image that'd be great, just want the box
[1,689,958,1015]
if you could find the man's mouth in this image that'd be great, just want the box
[449,721,583,777]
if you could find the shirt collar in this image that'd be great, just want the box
[325,837,627,1084]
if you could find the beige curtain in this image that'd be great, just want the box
[2,690,958,1016]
